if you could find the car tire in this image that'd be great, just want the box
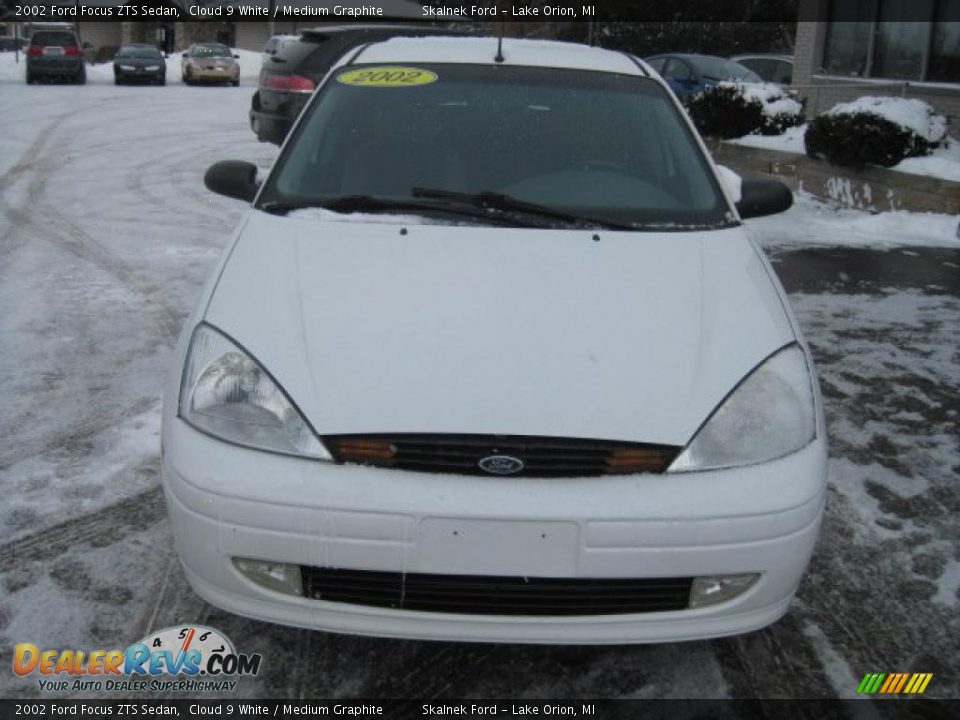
[77,71,86,85]
[159,77,166,86]
[114,77,123,86]
[231,79,239,87]
[26,72,34,85]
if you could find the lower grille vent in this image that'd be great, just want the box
[301,567,692,616]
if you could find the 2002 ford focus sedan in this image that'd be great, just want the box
[161,37,827,644]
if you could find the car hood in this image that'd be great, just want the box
[203,212,794,446]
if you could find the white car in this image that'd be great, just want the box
[163,37,827,644]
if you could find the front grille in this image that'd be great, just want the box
[323,434,680,477]
[301,567,692,616]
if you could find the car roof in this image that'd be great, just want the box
[352,36,645,76]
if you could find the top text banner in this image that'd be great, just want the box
[6,2,810,23]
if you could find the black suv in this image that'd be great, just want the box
[250,24,466,145]
[26,28,86,84]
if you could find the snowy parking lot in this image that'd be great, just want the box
[0,66,958,702]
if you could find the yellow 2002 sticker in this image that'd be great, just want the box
[337,66,438,87]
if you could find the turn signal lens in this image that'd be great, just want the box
[328,438,396,462]
[604,447,672,474]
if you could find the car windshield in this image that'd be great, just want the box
[192,45,231,57]
[258,64,733,230]
[118,47,162,59]
[690,56,761,82]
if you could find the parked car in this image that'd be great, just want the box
[165,36,826,645]
[113,44,166,85]
[181,43,239,86]
[731,54,794,85]
[25,28,86,84]
[644,53,761,101]
[250,24,469,145]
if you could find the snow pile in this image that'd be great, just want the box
[824,96,947,144]
[289,208,432,225]
[729,124,807,153]
[892,137,960,181]
[714,164,742,203]
[719,81,804,120]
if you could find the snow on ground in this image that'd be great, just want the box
[0,76,957,699]
[747,192,959,249]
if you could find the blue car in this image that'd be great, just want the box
[644,53,761,101]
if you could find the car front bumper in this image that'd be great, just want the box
[162,418,826,644]
[115,67,164,80]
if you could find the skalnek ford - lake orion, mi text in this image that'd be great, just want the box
[423,5,595,17]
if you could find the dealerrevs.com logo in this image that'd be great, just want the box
[13,625,261,693]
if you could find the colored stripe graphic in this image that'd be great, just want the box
[858,672,932,694]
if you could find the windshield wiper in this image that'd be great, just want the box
[411,188,635,230]
[259,195,540,226]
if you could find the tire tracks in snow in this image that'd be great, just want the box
[0,484,165,574]
[0,109,184,343]
[0,396,158,470]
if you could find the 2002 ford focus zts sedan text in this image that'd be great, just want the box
[162,37,827,644]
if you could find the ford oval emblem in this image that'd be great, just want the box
[478,455,525,476]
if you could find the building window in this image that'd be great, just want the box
[822,0,960,83]
[929,0,960,81]
[823,0,874,76]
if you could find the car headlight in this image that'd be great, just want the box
[145,65,160,71]
[179,323,331,460]
[668,345,816,472]
[119,64,135,71]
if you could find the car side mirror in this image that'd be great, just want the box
[204,161,258,203]
[233,54,240,59]
[736,178,793,219]
[182,52,188,58]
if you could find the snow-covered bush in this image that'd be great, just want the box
[804,97,947,169]
[687,82,805,139]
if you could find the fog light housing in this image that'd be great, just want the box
[689,573,759,608]
[233,558,302,597]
